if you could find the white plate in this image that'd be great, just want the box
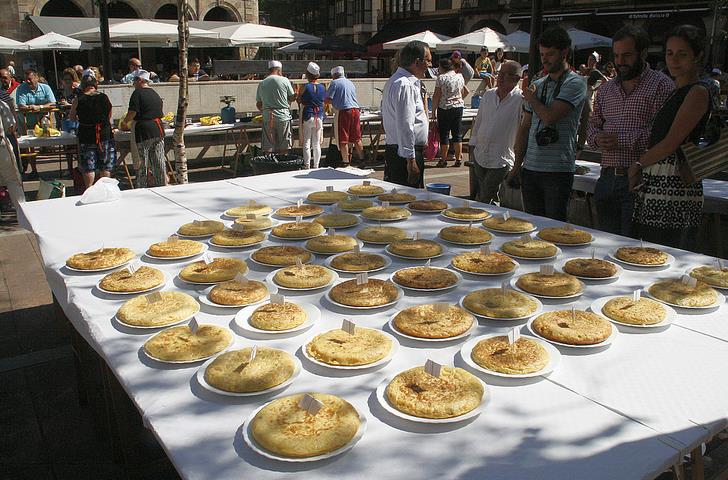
[387,312,477,343]
[314,217,362,229]
[270,231,325,241]
[235,303,320,334]
[389,266,463,292]
[356,236,409,245]
[558,258,623,281]
[302,330,400,370]
[274,210,323,219]
[608,251,675,268]
[196,351,302,397]
[644,282,726,310]
[304,239,364,256]
[209,238,266,249]
[376,198,414,204]
[536,232,594,247]
[198,288,270,309]
[142,326,235,364]
[499,246,562,262]
[176,230,217,239]
[265,269,338,291]
[96,271,167,295]
[590,295,675,329]
[438,234,493,246]
[324,252,392,274]
[325,284,403,310]
[460,333,561,378]
[362,214,411,222]
[440,211,492,223]
[686,266,728,291]
[459,294,543,322]
[510,277,584,300]
[450,258,520,277]
[526,316,615,349]
[375,376,489,424]
[145,243,209,260]
[385,243,448,260]
[242,398,367,462]
[115,303,200,330]
[408,206,447,213]
[64,259,133,273]
[483,225,537,235]
[227,218,280,231]
[223,208,273,219]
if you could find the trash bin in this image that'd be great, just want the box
[426,183,451,195]
[250,153,305,176]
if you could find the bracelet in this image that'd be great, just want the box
[634,161,643,169]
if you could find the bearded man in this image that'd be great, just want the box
[586,25,674,237]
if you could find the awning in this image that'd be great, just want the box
[509,7,710,22]
[366,17,459,46]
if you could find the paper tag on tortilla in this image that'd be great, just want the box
[247,345,257,363]
[249,199,257,206]
[341,319,356,335]
[353,244,360,253]
[477,245,490,256]
[508,327,521,345]
[520,233,531,243]
[234,272,248,284]
[145,291,163,304]
[382,201,390,208]
[188,317,200,334]
[639,238,644,248]
[433,302,449,313]
[246,213,256,220]
[424,359,442,378]
[298,393,324,415]
[540,264,555,275]
[356,272,368,285]
[270,293,285,304]
[591,247,596,260]
[192,219,203,226]
[564,223,574,231]
[167,235,179,243]
[425,190,432,200]
[413,231,420,240]
[571,306,577,321]
[348,194,356,201]
[461,199,469,208]
[425,259,431,268]
[331,204,342,214]
[202,254,212,265]
[391,187,398,194]
[363,180,371,186]
[326,185,334,192]
[503,211,511,221]
[297,199,303,207]
[296,216,303,224]
[716,259,724,270]
[126,262,137,275]
[327,228,335,236]
[295,257,303,267]
[681,274,698,288]
[501,281,508,294]
[633,289,641,302]
[232,223,246,232]
[468,221,474,228]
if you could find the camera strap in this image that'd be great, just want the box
[535,71,567,131]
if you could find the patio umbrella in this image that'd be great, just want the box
[24,32,87,86]
[383,30,452,50]
[504,30,530,53]
[504,29,612,53]
[438,27,513,52]
[71,20,219,62]
[213,23,319,46]
[0,34,28,53]
[297,36,365,53]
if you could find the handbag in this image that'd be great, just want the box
[424,122,439,161]
[676,93,728,184]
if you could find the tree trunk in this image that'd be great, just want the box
[174,0,189,184]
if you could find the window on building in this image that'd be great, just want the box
[354,0,372,25]
[382,0,420,21]
[335,0,354,28]
[436,0,452,9]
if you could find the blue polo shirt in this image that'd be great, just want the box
[325,77,359,110]
[523,69,586,173]
[16,82,56,129]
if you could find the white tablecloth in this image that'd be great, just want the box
[19,168,728,480]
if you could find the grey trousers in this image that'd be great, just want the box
[472,163,509,204]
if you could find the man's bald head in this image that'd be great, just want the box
[496,60,522,95]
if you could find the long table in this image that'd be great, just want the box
[18,168,728,479]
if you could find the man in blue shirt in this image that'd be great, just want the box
[16,68,57,179]
[507,26,587,221]
[325,66,364,165]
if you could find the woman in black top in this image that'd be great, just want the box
[628,25,710,251]
[120,70,166,187]
[69,73,115,188]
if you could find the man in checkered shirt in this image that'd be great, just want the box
[586,25,674,237]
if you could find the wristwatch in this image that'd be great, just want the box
[634,161,643,169]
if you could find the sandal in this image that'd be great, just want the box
[436,160,448,168]
[453,160,461,167]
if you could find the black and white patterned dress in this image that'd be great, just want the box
[633,83,709,230]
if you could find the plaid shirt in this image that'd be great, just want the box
[586,68,674,167]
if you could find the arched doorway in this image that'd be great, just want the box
[469,19,507,35]
[107,1,139,18]
[154,4,178,19]
[204,6,237,22]
[39,0,84,17]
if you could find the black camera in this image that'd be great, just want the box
[535,126,559,146]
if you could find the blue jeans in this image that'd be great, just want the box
[521,168,574,221]
[594,169,635,237]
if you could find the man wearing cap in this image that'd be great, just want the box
[325,66,364,165]
[382,41,432,187]
[256,60,297,154]
[297,62,326,168]
[120,70,167,187]
[451,51,474,83]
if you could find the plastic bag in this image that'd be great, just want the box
[425,123,440,161]
[78,177,121,205]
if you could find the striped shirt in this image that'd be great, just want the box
[586,68,674,168]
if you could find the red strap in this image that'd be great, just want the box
[154,117,163,137]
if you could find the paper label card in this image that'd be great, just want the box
[426,191,432,200]
[571,306,577,321]
[413,231,420,240]
[299,393,324,415]
[461,199,469,208]
[633,289,641,302]
[297,199,303,207]
[202,254,212,265]
[127,263,137,275]
[146,292,163,304]
[234,272,248,283]
[356,272,368,285]
[717,259,725,270]
[188,317,200,334]
[247,345,257,363]
[382,201,390,208]
[249,200,257,206]
[270,293,285,304]
[232,223,246,232]
[353,244,361,254]
[433,303,449,313]
[480,245,491,256]
[363,180,371,186]
[425,259,431,268]
[520,233,531,243]
[424,359,442,378]
[540,264,555,275]
[193,219,203,226]
[391,187,398,194]
[341,319,356,335]
[508,327,521,345]
[326,185,334,192]
[640,238,644,248]
[503,211,511,221]
[246,213,256,219]
[295,257,303,267]
[328,228,335,236]
[591,247,596,260]
[348,194,356,201]
[501,281,509,294]
[168,235,179,243]
[332,204,341,214]
[565,223,574,231]
[296,216,303,224]
[681,275,698,288]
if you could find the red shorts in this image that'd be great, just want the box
[337,108,362,144]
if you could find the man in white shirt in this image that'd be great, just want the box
[469,60,523,203]
[381,41,432,187]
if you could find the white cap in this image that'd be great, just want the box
[331,66,345,77]
[133,69,150,82]
[712,68,722,75]
[590,51,601,63]
[81,68,96,79]
[306,62,320,76]
[268,60,282,70]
